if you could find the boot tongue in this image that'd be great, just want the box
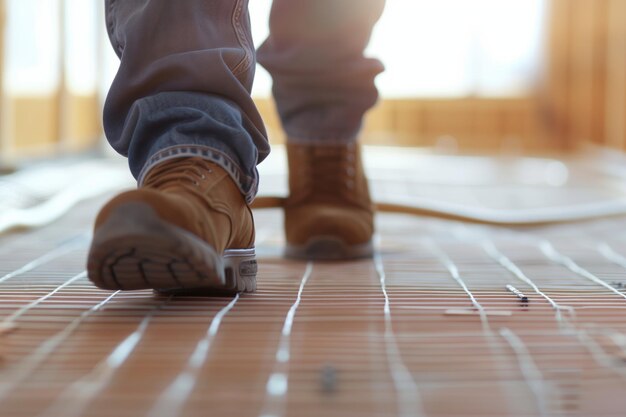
[311,147,351,195]
[290,143,358,204]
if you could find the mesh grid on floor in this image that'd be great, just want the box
[3,151,626,417]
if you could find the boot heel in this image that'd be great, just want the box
[224,248,257,293]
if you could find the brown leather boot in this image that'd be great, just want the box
[87,157,257,294]
[284,141,374,260]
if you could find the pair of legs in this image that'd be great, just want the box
[88,0,386,293]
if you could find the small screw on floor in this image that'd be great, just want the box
[506,284,529,306]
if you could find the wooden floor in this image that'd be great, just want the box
[3,148,626,417]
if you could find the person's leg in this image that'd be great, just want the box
[88,0,266,293]
[257,0,386,260]
[104,0,269,200]
[257,0,385,143]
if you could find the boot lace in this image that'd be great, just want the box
[291,143,358,204]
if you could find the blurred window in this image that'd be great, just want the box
[250,0,546,98]
[5,0,545,99]
[5,0,61,95]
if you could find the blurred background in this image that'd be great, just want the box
[0,0,624,162]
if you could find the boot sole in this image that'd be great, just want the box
[87,202,257,295]
[285,236,374,261]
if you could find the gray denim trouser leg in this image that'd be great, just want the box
[258,0,386,143]
[104,0,385,202]
[104,0,268,203]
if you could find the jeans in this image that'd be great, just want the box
[104,0,386,203]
